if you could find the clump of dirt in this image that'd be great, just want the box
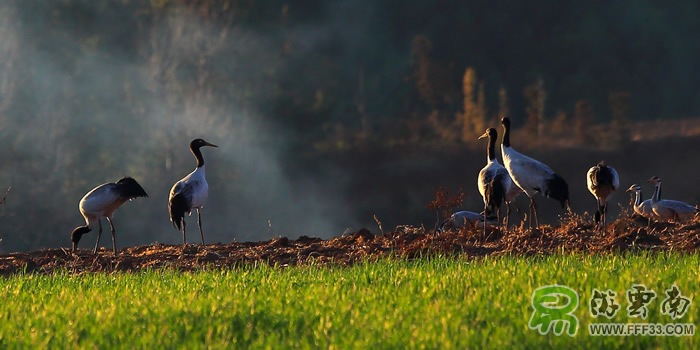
[1,214,699,275]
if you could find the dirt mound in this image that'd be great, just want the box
[1,214,699,275]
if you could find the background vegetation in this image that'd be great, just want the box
[1,1,700,251]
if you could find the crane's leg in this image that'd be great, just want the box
[497,207,501,230]
[515,205,523,225]
[106,217,117,254]
[503,202,510,229]
[601,199,607,231]
[593,199,599,231]
[528,199,534,229]
[505,202,511,228]
[530,199,540,229]
[182,219,187,244]
[482,202,488,238]
[93,219,103,254]
[197,208,205,245]
[602,203,607,231]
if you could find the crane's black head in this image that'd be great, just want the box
[190,139,217,167]
[190,138,218,150]
[478,128,497,140]
[500,117,512,147]
[71,225,92,252]
[626,184,641,192]
[648,176,661,185]
[116,177,149,199]
[500,116,511,128]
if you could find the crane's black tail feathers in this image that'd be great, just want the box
[169,193,189,231]
[116,177,149,199]
[545,174,570,209]
[485,174,506,216]
[591,163,615,189]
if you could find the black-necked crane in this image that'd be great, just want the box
[169,138,218,244]
[500,117,570,228]
[71,177,148,254]
[626,184,655,223]
[647,176,698,221]
[586,162,619,229]
[477,128,512,229]
[437,211,498,233]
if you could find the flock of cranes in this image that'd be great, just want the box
[71,139,217,253]
[443,117,698,232]
[70,120,699,254]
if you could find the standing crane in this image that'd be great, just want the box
[500,117,570,228]
[477,128,511,230]
[586,162,619,230]
[169,138,218,244]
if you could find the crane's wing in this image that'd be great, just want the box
[169,180,197,229]
[80,183,120,214]
[609,166,620,191]
[587,166,598,192]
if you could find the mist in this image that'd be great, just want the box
[0,1,359,252]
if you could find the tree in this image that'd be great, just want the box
[410,35,436,107]
[498,86,509,119]
[609,91,631,145]
[574,99,594,144]
[524,77,547,139]
[458,67,484,142]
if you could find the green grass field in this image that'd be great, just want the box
[0,253,697,349]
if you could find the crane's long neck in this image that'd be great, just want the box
[502,123,511,148]
[633,190,642,207]
[191,146,205,168]
[487,134,496,163]
[651,183,661,202]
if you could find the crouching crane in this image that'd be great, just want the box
[437,211,498,233]
[71,177,148,254]
[648,176,698,221]
[626,184,655,223]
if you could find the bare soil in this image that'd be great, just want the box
[1,214,699,275]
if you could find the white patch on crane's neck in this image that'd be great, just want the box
[190,164,206,179]
[651,183,661,202]
[632,189,643,207]
[501,145,519,159]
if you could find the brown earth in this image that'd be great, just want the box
[2,213,700,276]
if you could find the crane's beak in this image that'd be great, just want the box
[478,131,489,140]
[204,141,218,148]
